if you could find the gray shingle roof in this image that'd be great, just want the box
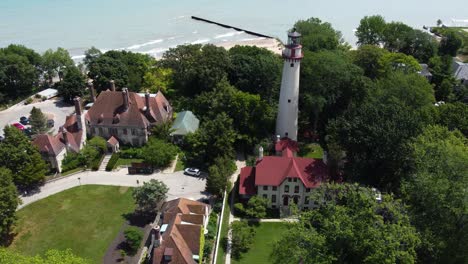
[453,60,468,81]
[171,111,199,136]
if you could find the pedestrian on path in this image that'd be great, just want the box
[136,179,139,185]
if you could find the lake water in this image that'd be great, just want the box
[1,0,466,59]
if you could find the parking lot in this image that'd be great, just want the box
[0,98,75,136]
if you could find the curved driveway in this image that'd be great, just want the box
[18,169,207,210]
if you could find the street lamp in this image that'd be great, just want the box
[78,177,81,186]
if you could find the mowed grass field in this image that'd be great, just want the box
[9,185,135,263]
[232,222,290,264]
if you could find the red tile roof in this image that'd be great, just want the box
[33,134,65,156]
[85,90,171,128]
[255,156,326,188]
[275,137,299,153]
[239,166,256,195]
[107,136,119,146]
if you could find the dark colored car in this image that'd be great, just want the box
[20,116,29,125]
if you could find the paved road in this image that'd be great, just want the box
[18,169,207,210]
[0,98,75,136]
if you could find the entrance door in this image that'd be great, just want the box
[293,196,299,205]
[283,196,289,206]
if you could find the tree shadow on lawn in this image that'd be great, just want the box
[122,211,155,228]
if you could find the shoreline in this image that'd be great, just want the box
[215,37,283,55]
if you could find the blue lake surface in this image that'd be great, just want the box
[1,0,466,59]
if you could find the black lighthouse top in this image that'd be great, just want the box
[283,29,303,60]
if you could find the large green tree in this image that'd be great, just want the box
[228,45,282,102]
[205,156,236,196]
[55,66,86,102]
[272,183,420,264]
[381,22,413,52]
[0,126,47,189]
[132,179,169,214]
[402,126,467,263]
[29,106,48,135]
[439,29,463,56]
[0,53,39,102]
[42,47,74,83]
[350,44,389,79]
[399,29,438,63]
[435,102,468,136]
[230,221,256,259]
[0,168,19,245]
[355,15,387,46]
[293,17,347,52]
[141,138,178,168]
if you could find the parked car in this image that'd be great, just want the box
[12,123,25,130]
[47,119,55,128]
[19,116,29,125]
[184,168,201,177]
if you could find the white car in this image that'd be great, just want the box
[184,168,201,177]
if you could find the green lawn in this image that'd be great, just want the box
[115,158,144,168]
[298,143,324,159]
[10,185,135,263]
[232,222,290,264]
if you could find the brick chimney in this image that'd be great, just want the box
[122,88,129,111]
[74,97,82,116]
[61,127,69,150]
[258,146,264,161]
[145,91,150,114]
[88,81,96,102]
[110,80,116,92]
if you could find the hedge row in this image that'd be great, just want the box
[106,153,121,171]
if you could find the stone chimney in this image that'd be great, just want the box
[74,97,83,130]
[258,146,264,161]
[62,127,69,150]
[122,88,129,111]
[145,91,150,114]
[110,80,116,92]
[276,135,281,142]
[88,81,96,102]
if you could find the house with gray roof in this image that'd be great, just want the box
[418,64,432,81]
[452,59,468,85]
[170,111,199,144]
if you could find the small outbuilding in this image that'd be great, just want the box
[107,136,120,153]
[36,88,58,99]
[170,111,200,143]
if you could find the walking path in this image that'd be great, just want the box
[18,169,207,210]
[98,154,112,171]
[225,154,245,264]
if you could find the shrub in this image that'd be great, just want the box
[24,97,33,105]
[234,203,245,216]
[124,226,143,255]
[106,152,121,171]
[231,221,256,259]
[41,96,47,101]
[120,148,143,159]
[34,94,42,99]
[90,153,104,171]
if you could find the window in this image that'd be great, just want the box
[272,205,276,209]
[272,195,276,203]
[290,63,294,67]
[263,186,268,191]
[294,186,299,193]
[306,188,311,193]
[123,128,127,135]
[272,186,277,191]
[98,127,103,134]
[108,128,117,135]
[131,129,137,136]
[132,138,139,146]
[285,132,289,136]
[293,178,297,182]
[284,185,289,193]
[91,127,95,134]
[304,196,309,204]
[288,178,292,182]
[288,99,291,103]
[263,194,267,199]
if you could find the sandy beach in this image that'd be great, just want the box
[216,37,284,55]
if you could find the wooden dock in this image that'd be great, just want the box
[191,16,273,39]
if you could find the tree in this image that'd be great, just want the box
[271,183,420,264]
[87,136,107,154]
[350,44,389,79]
[132,179,169,214]
[381,22,413,52]
[435,102,468,136]
[0,126,47,189]
[355,15,387,46]
[141,139,178,168]
[206,156,236,196]
[184,112,236,167]
[377,52,421,77]
[439,30,463,56]
[151,121,175,142]
[401,126,467,263]
[0,248,89,264]
[243,196,268,219]
[159,44,231,97]
[230,221,256,259]
[228,45,282,103]
[142,67,173,94]
[55,66,86,102]
[0,168,19,245]
[83,46,102,68]
[42,47,74,83]
[124,226,143,255]
[399,29,438,63]
[293,17,347,52]
[29,107,48,135]
[0,52,39,102]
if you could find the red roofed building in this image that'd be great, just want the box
[150,198,210,264]
[239,139,328,210]
[85,88,172,146]
[33,97,86,172]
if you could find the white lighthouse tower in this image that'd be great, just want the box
[275,29,303,141]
